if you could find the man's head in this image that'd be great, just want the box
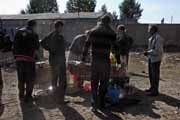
[100,15,111,25]
[148,25,158,35]
[27,19,37,32]
[54,20,64,33]
[117,24,126,33]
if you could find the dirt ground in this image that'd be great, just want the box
[0,53,180,120]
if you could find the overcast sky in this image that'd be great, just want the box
[0,0,180,23]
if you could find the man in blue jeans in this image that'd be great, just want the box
[144,25,164,96]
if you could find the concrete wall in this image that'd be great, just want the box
[125,24,180,48]
[2,19,97,43]
[2,19,180,49]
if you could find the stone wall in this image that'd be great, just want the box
[125,24,180,48]
[2,19,180,50]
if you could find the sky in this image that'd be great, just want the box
[0,0,180,23]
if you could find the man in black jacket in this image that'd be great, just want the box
[116,25,133,68]
[82,15,117,111]
[41,21,67,104]
[14,20,40,102]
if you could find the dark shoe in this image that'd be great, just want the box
[19,94,24,101]
[91,107,98,113]
[98,103,111,111]
[147,92,159,96]
[24,96,34,103]
[58,100,70,105]
[145,89,152,93]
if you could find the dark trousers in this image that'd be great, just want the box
[51,63,67,101]
[148,60,161,93]
[91,61,110,108]
[116,53,129,66]
[16,61,35,98]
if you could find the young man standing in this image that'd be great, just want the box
[14,20,40,102]
[144,25,164,96]
[116,25,133,68]
[41,21,67,104]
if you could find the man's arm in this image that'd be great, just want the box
[111,33,120,64]
[40,34,51,51]
[147,36,163,56]
[128,36,134,49]
[81,34,91,62]
[34,34,40,50]
[13,31,22,54]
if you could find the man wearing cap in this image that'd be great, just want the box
[41,21,67,104]
[14,19,40,102]
[82,15,117,111]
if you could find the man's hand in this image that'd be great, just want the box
[78,61,86,69]
[144,51,148,56]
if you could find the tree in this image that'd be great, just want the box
[101,4,107,14]
[21,0,59,14]
[66,0,96,13]
[119,0,143,21]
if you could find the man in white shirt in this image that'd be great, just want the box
[144,25,164,96]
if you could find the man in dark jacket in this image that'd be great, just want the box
[41,21,67,104]
[3,30,12,52]
[14,20,40,102]
[116,25,133,68]
[82,15,117,111]
[0,29,12,52]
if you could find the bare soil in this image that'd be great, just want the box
[0,53,180,120]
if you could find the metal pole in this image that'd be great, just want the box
[171,16,173,24]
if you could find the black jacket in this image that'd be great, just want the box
[116,32,133,55]
[82,23,116,62]
[14,27,40,60]
[41,31,66,65]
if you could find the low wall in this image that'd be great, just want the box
[2,19,180,51]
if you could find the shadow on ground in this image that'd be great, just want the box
[33,87,180,120]
[58,105,85,120]
[20,102,46,120]
[73,88,180,119]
